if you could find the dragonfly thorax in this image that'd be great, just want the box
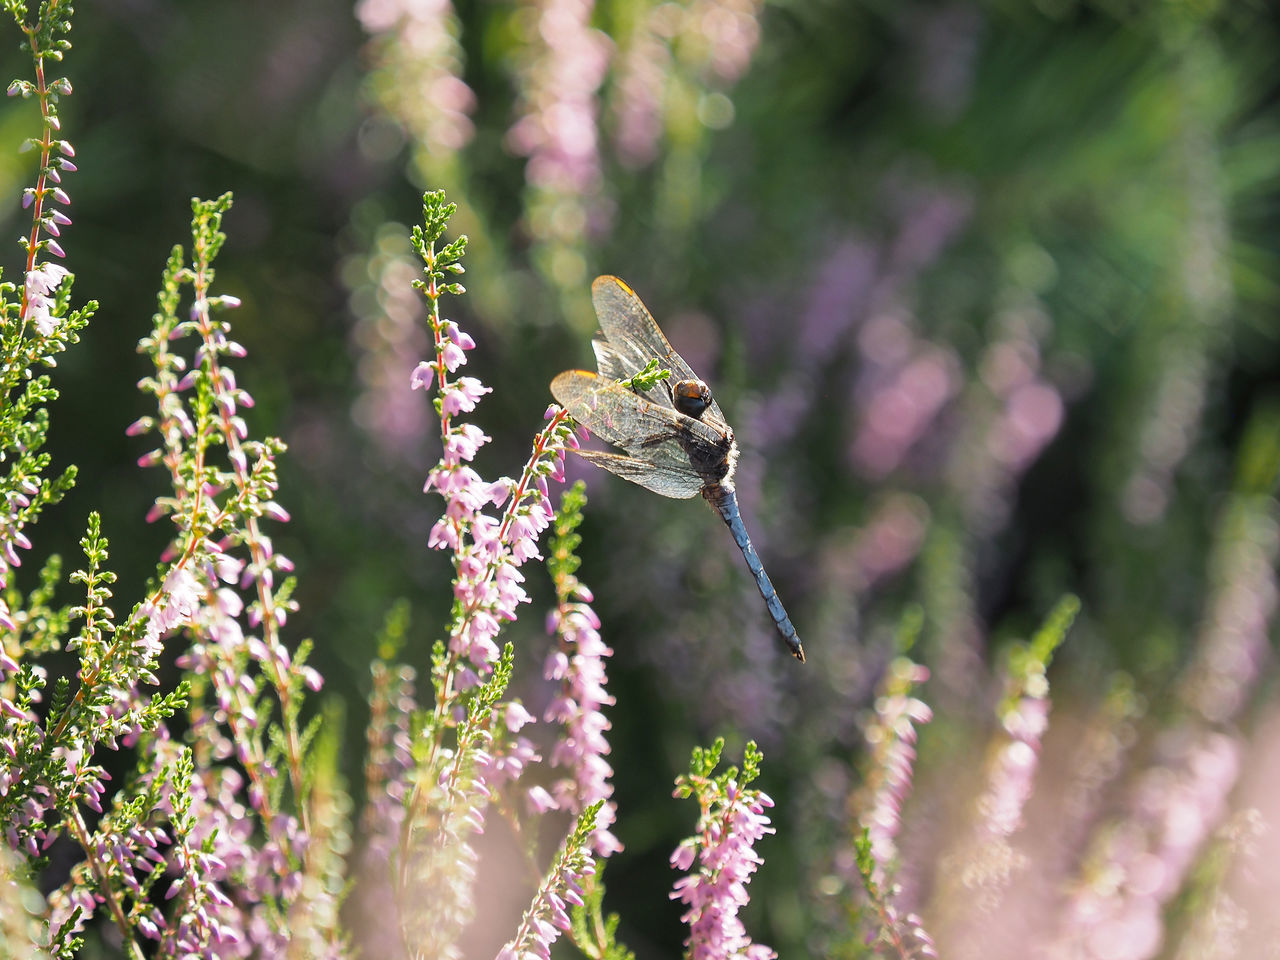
[673,378,713,418]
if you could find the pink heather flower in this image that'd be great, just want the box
[434,320,476,375]
[482,478,515,507]
[24,261,70,336]
[441,376,491,415]
[527,785,558,814]
[479,733,540,789]
[443,320,475,350]
[423,412,573,673]
[486,563,527,616]
[671,747,777,960]
[851,657,933,879]
[357,0,476,159]
[504,701,536,732]
[440,339,466,372]
[671,786,777,960]
[543,507,620,856]
[410,360,435,391]
[443,423,490,463]
[427,462,484,500]
[25,261,69,297]
[138,564,205,657]
[499,811,598,960]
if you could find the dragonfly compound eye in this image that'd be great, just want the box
[673,378,712,418]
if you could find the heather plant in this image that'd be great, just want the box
[0,7,780,936]
[845,610,936,960]
[669,738,776,960]
[5,1,1280,959]
[0,0,340,943]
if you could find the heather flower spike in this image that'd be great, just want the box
[851,609,937,960]
[121,193,339,952]
[854,830,938,960]
[985,596,1079,839]
[396,192,588,959]
[930,596,1077,950]
[506,0,610,294]
[670,738,777,960]
[1,3,342,946]
[498,801,603,960]
[545,481,622,856]
[856,608,933,881]
[412,189,577,683]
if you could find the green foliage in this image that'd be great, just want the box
[677,736,727,796]
[66,512,114,648]
[411,190,469,297]
[5,0,73,57]
[569,865,636,960]
[675,737,765,815]
[617,357,671,392]
[1234,397,1280,496]
[400,642,516,957]
[548,480,587,588]
[853,827,876,887]
[464,639,514,727]
[1,0,1278,957]
[375,598,412,662]
[1000,594,1080,717]
[893,605,925,657]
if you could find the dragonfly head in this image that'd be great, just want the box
[673,378,713,419]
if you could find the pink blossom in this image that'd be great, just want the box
[859,659,932,874]
[526,785,558,814]
[544,590,620,856]
[410,361,435,391]
[440,376,491,415]
[357,0,476,157]
[671,772,776,960]
[505,702,536,732]
[24,261,70,335]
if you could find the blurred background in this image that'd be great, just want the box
[3,0,1279,957]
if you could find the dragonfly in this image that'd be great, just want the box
[550,275,805,663]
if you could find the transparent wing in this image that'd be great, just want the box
[573,449,703,499]
[591,276,696,381]
[551,370,729,498]
[551,370,726,451]
[591,276,728,426]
